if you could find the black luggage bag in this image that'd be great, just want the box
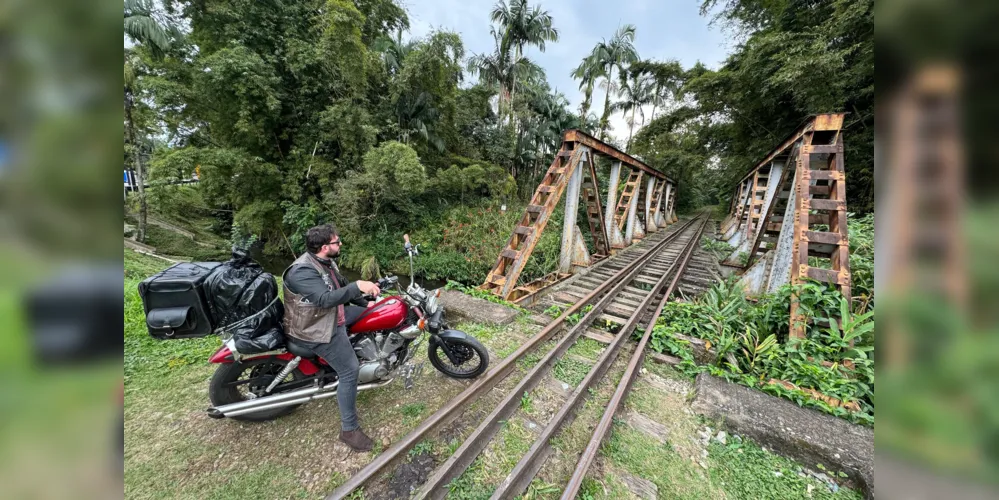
[138,262,222,339]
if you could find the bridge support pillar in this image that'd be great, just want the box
[662,183,674,226]
[645,177,658,233]
[624,174,640,245]
[559,160,586,273]
[605,162,626,249]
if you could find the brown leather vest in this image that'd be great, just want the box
[282,252,344,344]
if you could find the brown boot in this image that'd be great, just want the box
[339,428,374,452]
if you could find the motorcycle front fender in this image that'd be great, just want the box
[429,329,469,365]
[434,329,469,341]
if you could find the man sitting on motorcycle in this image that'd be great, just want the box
[282,223,381,451]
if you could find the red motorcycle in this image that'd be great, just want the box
[205,235,489,421]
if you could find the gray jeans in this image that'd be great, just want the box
[302,324,360,431]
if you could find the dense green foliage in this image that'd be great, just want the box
[651,279,874,426]
[622,0,874,214]
[126,0,593,277]
[651,215,874,424]
[653,215,875,425]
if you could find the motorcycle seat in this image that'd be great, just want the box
[285,337,319,359]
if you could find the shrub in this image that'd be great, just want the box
[651,278,874,426]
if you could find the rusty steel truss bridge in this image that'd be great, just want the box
[479,115,852,338]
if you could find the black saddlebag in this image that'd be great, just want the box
[138,262,222,339]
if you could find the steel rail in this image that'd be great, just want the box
[325,217,697,500]
[412,216,700,500]
[490,214,709,499]
[561,214,710,499]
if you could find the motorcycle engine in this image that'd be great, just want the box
[354,332,405,384]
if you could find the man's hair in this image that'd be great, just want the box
[305,223,339,254]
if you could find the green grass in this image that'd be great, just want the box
[409,439,435,458]
[552,357,591,387]
[707,439,862,499]
[447,419,535,497]
[401,402,426,418]
[517,341,550,370]
[400,402,427,425]
[455,322,505,344]
[577,474,631,499]
[124,251,218,384]
[142,224,230,261]
[568,337,604,361]
[599,423,862,500]
[520,391,534,413]
[641,356,684,381]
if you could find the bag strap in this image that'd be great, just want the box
[214,295,280,339]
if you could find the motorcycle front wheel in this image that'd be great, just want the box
[428,335,489,379]
[208,357,307,422]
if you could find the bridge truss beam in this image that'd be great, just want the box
[481,130,675,303]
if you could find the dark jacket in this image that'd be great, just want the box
[282,252,366,343]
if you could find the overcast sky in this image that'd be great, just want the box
[403,0,733,142]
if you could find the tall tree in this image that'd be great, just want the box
[373,29,415,76]
[144,0,379,256]
[390,31,465,156]
[630,59,684,122]
[490,0,558,110]
[584,25,639,139]
[571,54,603,118]
[123,0,178,243]
[124,0,175,58]
[467,28,543,122]
[612,68,653,151]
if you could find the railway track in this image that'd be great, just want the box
[326,213,710,500]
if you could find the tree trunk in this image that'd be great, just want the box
[600,72,612,140]
[124,87,147,244]
[509,45,521,126]
[627,106,636,151]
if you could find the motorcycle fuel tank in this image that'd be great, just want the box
[348,297,408,334]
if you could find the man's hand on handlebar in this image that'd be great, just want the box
[356,280,381,298]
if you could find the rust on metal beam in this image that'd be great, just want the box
[735,113,847,185]
[563,129,672,183]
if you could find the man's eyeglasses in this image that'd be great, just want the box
[328,239,342,246]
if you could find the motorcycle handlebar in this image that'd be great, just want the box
[403,234,419,255]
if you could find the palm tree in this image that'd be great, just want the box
[468,28,545,122]
[585,25,639,140]
[612,69,654,150]
[490,0,558,115]
[571,54,603,118]
[124,0,177,243]
[395,91,445,152]
[373,29,415,76]
[124,0,175,57]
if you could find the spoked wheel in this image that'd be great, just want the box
[208,357,306,422]
[428,335,489,379]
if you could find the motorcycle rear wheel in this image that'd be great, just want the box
[209,357,307,422]
[428,336,489,379]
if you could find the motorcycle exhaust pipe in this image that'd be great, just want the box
[206,384,332,418]
[207,378,393,419]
